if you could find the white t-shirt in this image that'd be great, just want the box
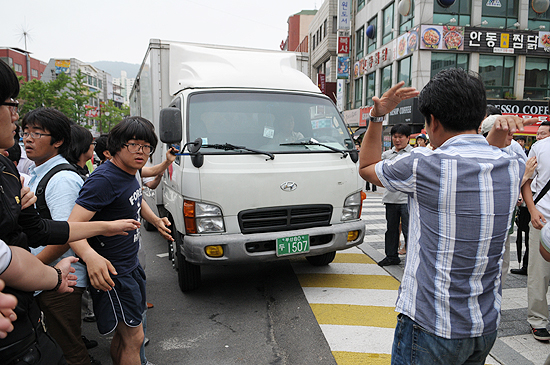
[0,240,12,275]
[529,137,550,219]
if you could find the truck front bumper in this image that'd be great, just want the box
[180,220,366,265]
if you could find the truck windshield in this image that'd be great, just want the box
[188,92,354,153]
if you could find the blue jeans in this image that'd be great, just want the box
[391,314,497,365]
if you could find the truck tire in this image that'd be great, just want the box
[306,251,336,266]
[177,249,201,292]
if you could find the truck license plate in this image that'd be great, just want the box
[276,234,310,257]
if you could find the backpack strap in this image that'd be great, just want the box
[35,163,84,219]
[534,179,550,206]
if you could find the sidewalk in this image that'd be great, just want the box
[358,189,549,365]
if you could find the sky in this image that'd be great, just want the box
[1,0,319,65]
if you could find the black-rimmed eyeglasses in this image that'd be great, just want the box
[1,99,20,115]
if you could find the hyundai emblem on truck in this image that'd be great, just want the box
[280,182,297,192]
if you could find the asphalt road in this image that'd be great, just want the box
[83,228,336,365]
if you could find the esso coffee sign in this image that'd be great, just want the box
[488,100,549,122]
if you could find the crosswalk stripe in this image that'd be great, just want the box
[332,352,392,365]
[310,303,398,328]
[302,287,397,307]
[297,273,400,290]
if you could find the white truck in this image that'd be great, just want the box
[130,39,366,292]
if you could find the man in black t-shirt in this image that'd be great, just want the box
[68,117,171,365]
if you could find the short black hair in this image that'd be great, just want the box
[515,136,526,142]
[21,108,72,156]
[65,124,93,164]
[390,123,411,137]
[108,116,158,156]
[0,59,20,102]
[5,141,21,163]
[95,134,109,161]
[419,68,486,133]
[541,121,550,127]
[486,105,502,116]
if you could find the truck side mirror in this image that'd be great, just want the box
[159,107,182,144]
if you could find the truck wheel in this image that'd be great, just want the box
[177,250,201,292]
[142,218,157,232]
[306,251,336,266]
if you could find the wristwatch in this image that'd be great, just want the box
[368,111,385,123]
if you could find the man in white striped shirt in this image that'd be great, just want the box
[359,68,536,365]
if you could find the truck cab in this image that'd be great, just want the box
[131,40,365,292]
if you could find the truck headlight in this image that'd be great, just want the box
[184,200,225,234]
[341,191,365,221]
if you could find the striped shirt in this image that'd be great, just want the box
[375,134,526,339]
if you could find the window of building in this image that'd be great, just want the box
[325,59,332,82]
[481,0,518,29]
[399,1,414,33]
[381,65,393,94]
[312,34,316,50]
[333,16,338,34]
[528,5,550,31]
[324,19,328,37]
[356,26,365,59]
[14,63,22,73]
[366,72,376,106]
[431,53,469,78]
[357,0,365,12]
[88,75,93,85]
[354,77,363,108]
[367,17,378,54]
[524,57,550,100]
[31,69,38,77]
[99,79,102,89]
[478,55,515,99]
[93,77,97,87]
[398,57,412,87]
[433,0,471,26]
[382,3,394,45]
[0,57,13,67]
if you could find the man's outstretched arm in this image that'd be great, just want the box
[359,81,419,185]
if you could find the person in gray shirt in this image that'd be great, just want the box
[378,124,412,266]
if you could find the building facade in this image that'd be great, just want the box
[287,10,318,51]
[0,47,47,81]
[113,70,135,106]
[309,0,550,138]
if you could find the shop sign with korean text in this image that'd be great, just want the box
[338,36,350,54]
[418,25,550,55]
[337,1,350,30]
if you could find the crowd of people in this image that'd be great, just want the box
[0,59,177,365]
[2,56,550,365]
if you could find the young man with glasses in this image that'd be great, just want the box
[67,117,171,365]
[21,108,100,365]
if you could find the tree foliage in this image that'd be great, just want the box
[17,70,127,132]
[97,100,130,134]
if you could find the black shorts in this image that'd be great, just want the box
[90,264,146,335]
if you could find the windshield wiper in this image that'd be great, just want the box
[202,143,274,160]
[280,139,348,159]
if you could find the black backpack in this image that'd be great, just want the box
[35,163,86,219]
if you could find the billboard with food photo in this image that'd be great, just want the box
[396,26,419,60]
[420,25,464,51]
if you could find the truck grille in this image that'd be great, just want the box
[238,205,332,234]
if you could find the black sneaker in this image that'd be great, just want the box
[90,355,102,365]
[82,335,98,349]
[532,327,550,341]
[378,257,401,266]
[510,267,527,275]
